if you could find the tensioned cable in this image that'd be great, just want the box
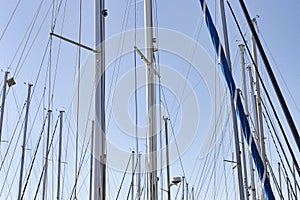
[238,0,300,152]
[151,1,164,197]
[115,155,132,200]
[62,112,75,198]
[167,13,205,121]
[68,127,99,200]
[10,0,46,78]
[261,98,300,190]
[20,114,48,199]
[77,168,90,194]
[0,101,26,197]
[50,0,67,105]
[32,114,60,200]
[16,5,52,83]
[258,30,300,117]
[196,121,230,199]
[160,82,186,177]
[74,0,83,198]
[0,102,26,172]
[227,1,300,177]
[263,114,291,199]
[133,0,142,198]
[125,154,141,200]
[222,143,229,200]
[0,0,22,41]
[69,138,91,200]
[53,0,70,197]
[105,0,131,131]
[5,98,49,199]
[12,87,21,114]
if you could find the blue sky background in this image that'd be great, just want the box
[0,0,299,199]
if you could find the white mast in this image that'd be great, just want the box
[144,0,157,199]
[239,44,249,200]
[219,1,245,199]
[244,61,259,200]
[90,121,94,200]
[0,71,8,143]
[56,110,64,200]
[42,109,52,199]
[251,19,266,166]
[163,117,171,200]
[17,83,32,200]
[131,151,135,200]
[251,18,266,200]
[94,0,106,199]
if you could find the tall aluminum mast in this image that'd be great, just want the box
[0,71,8,143]
[17,83,32,200]
[219,1,245,199]
[144,0,157,199]
[94,0,107,199]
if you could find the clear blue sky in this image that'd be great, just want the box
[0,0,299,199]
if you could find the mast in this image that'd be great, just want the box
[137,153,141,200]
[56,111,64,200]
[17,83,32,200]
[131,151,135,200]
[0,71,8,143]
[239,44,249,200]
[246,61,258,200]
[191,187,194,200]
[94,0,106,199]
[278,162,281,191]
[144,0,157,199]
[219,1,245,199]
[250,21,267,200]
[181,176,184,200]
[186,182,188,200]
[163,117,171,200]
[90,121,94,200]
[199,1,275,199]
[251,18,266,166]
[238,0,300,153]
[42,109,52,199]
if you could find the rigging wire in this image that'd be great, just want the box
[261,98,300,191]
[115,154,132,200]
[222,144,229,200]
[62,112,75,198]
[56,1,69,196]
[197,120,230,199]
[160,86,186,177]
[0,101,26,197]
[17,4,52,81]
[152,1,165,198]
[10,0,46,78]
[74,0,83,198]
[0,48,53,197]
[105,0,132,130]
[0,0,22,41]
[20,114,48,199]
[0,102,26,173]
[32,114,60,200]
[68,130,95,200]
[238,0,300,153]
[258,30,300,117]
[50,0,67,105]
[4,88,48,199]
[69,142,90,200]
[226,1,300,177]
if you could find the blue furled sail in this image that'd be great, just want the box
[197,0,275,199]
